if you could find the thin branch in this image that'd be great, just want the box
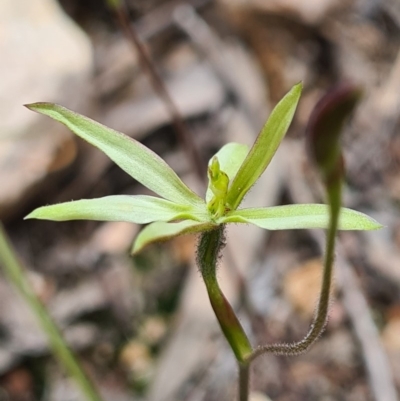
[108,0,205,182]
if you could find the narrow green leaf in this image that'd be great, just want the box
[221,204,383,231]
[226,83,302,210]
[25,103,204,208]
[25,195,209,224]
[206,143,249,202]
[132,220,216,254]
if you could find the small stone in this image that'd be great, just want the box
[250,391,273,401]
[139,316,167,346]
[382,317,400,352]
[120,341,153,378]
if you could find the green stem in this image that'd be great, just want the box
[0,223,104,401]
[197,226,252,399]
[247,178,342,361]
[238,363,250,401]
[197,226,253,363]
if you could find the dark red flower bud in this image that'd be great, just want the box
[307,83,362,183]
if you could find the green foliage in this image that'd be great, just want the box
[25,84,380,254]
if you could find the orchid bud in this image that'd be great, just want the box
[307,84,362,184]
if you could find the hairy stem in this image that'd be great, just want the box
[197,226,253,362]
[0,223,104,401]
[197,227,252,400]
[248,178,342,361]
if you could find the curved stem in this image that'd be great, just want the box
[197,226,253,362]
[0,223,104,401]
[247,178,342,361]
[197,226,253,400]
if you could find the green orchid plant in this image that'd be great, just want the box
[25,82,381,401]
[25,83,378,249]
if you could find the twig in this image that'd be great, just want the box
[108,0,205,182]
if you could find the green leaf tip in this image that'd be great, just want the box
[24,102,57,113]
[226,82,302,210]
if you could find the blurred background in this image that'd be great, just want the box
[1,0,400,400]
